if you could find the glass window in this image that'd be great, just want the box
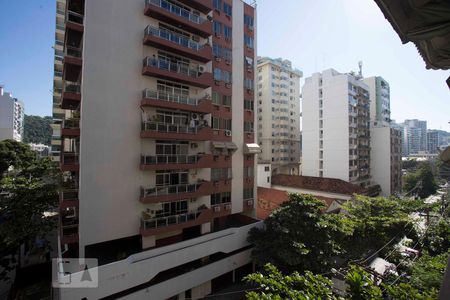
[212,92,221,105]
[213,21,222,35]
[223,95,232,106]
[223,3,232,16]
[213,0,222,11]
[214,68,221,81]
[244,14,254,29]
[244,35,254,48]
[212,117,220,129]
[224,25,232,39]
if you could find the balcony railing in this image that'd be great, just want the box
[143,57,201,78]
[141,154,200,165]
[145,26,205,51]
[67,10,84,25]
[141,183,200,198]
[142,89,202,106]
[64,81,81,93]
[63,118,80,129]
[141,210,204,230]
[66,46,82,58]
[145,0,207,24]
[142,121,199,134]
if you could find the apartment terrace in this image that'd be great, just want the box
[61,81,81,109]
[141,89,212,113]
[143,26,212,63]
[142,57,212,88]
[144,0,212,37]
[141,121,213,141]
[140,153,231,170]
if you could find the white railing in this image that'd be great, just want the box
[141,183,200,197]
[145,0,207,24]
[141,154,200,165]
[145,26,205,51]
[141,210,202,230]
[142,89,202,106]
[141,121,199,134]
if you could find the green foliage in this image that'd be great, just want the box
[341,195,416,260]
[244,263,339,300]
[403,162,438,199]
[345,266,382,299]
[409,251,448,291]
[0,140,60,280]
[248,193,351,274]
[422,219,450,256]
[23,115,52,145]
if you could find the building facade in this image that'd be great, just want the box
[363,76,391,125]
[256,57,302,175]
[404,119,427,155]
[53,0,260,299]
[0,86,24,142]
[427,130,440,154]
[302,69,371,188]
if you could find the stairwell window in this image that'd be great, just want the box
[244,34,254,48]
[224,26,232,39]
[213,21,222,36]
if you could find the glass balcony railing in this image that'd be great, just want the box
[141,154,201,165]
[142,89,203,106]
[66,46,82,58]
[141,210,203,230]
[144,26,205,51]
[143,57,201,78]
[141,183,200,198]
[145,0,207,24]
[67,10,84,25]
[142,121,200,134]
[64,81,81,93]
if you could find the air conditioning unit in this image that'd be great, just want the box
[247,199,254,206]
[191,113,199,120]
[215,56,222,62]
[198,65,206,73]
[225,204,231,211]
[213,205,221,212]
[225,130,232,136]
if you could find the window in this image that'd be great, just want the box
[243,188,253,199]
[211,193,221,205]
[222,70,232,83]
[214,68,221,81]
[222,118,232,130]
[224,25,232,39]
[222,95,232,106]
[244,78,254,90]
[223,2,232,16]
[244,166,254,178]
[244,14,254,29]
[212,168,232,180]
[244,34,254,48]
[244,100,253,110]
[264,166,270,172]
[245,56,253,68]
[221,192,231,203]
[267,176,270,183]
[212,91,221,105]
[244,122,254,133]
[213,21,222,35]
[211,192,231,205]
[212,117,220,129]
[213,0,222,11]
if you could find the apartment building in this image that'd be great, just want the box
[363,76,401,196]
[0,86,24,142]
[256,57,302,175]
[403,119,427,155]
[53,0,260,299]
[302,69,371,188]
[427,130,440,154]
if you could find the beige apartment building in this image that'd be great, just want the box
[256,57,302,175]
[52,0,261,299]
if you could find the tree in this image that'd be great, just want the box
[409,251,448,292]
[244,264,437,300]
[422,219,450,256]
[248,193,351,274]
[341,195,417,260]
[403,162,438,198]
[23,115,52,145]
[0,140,60,280]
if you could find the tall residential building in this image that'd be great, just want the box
[0,86,24,142]
[427,130,440,154]
[302,69,371,188]
[363,76,391,125]
[404,119,427,155]
[363,76,401,196]
[256,57,302,175]
[53,0,261,299]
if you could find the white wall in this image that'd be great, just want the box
[370,126,391,196]
[0,91,17,141]
[257,163,271,188]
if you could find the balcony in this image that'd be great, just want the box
[140,153,230,171]
[144,26,212,63]
[63,46,82,82]
[61,152,79,172]
[142,57,212,89]
[61,81,81,109]
[60,188,79,209]
[140,180,214,203]
[140,207,213,236]
[61,118,80,137]
[66,10,84,32]
[144,0,212,37]
[142,89,212,114]
[141,121,213,141]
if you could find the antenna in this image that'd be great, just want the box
[358,61,363,78]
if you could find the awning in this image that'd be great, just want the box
[225,142,238,151]
[244,143,261,154]
[211,141,225,149]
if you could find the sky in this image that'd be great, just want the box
[0,0,448,130]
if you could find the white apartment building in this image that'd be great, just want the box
[256,57,302,175]
[53,0,260,299]
[363,76,402,196]
[302,69,371,188]
[0,86,24,142]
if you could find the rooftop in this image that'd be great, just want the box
[271,174,365,196]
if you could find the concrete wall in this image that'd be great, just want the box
[0,90,19,141]
[257,163,271,188]
[271,185,352,201]
[370,127,391,196]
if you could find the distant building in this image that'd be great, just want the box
[29,143,51,157]
[404,119,427,155]
[0,86,24,142]
[302,69,371,188]
[256,57,302,175]
[257,163,272,188]
[363,76,391,125]
[427,130,440,154]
